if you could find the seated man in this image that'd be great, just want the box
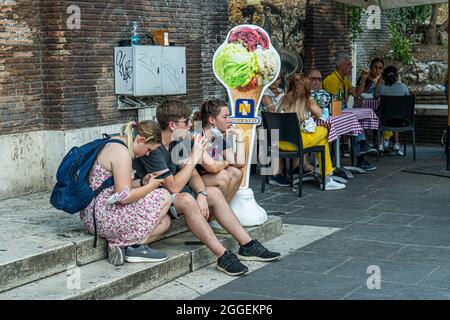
[133,99,281,276]
[309,68,331,110]
[322,54,377,171]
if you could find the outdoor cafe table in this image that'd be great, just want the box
[353,97,380,111]
[343,108,379,130]
[316,112,363,179]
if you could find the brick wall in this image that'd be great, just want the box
[0,0,44,134]
[303,0,352,77]
[355,11,391,74]
[0,0,228,135]
[200,0,229,102]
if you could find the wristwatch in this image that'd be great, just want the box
[196,190,208,198]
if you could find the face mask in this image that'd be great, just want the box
[210,126,223,138]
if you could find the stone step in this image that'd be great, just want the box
[0,216,282,300]
[0,192,189,293]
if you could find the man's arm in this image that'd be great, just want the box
[349,81,366,98]
[164,161,197,194]
[189,169,207,194]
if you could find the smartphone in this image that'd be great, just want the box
[155,170,172,180]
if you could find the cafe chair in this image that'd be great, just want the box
[377,95,416,161]
[260,111,326,197]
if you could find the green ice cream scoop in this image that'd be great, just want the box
[214,43,258,89]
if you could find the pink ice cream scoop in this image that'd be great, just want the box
[228,26,269,51]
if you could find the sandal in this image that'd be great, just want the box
[303,161,314,173]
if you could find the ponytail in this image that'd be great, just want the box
[120,120,161,158]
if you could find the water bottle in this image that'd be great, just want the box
[130,21,141,46]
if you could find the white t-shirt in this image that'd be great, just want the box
[261,88,285,112]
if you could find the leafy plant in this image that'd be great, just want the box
[349,7,363,43]
[388,21,413,64]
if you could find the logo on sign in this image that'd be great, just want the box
[231,99,260,124]
[236,99,255,118]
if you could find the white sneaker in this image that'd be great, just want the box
[324,178,346,191]
[378,144,384,152]
[393,143,401,151]
[383,140,390,149]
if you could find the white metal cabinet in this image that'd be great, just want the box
[114,45,186,96]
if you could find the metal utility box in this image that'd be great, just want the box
[114,45,186,96]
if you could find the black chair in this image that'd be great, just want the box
[260,112,326,197]
[377,95,416,161]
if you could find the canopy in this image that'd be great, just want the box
[334,0,447,9]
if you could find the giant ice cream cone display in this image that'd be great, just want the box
[212,25,281,227]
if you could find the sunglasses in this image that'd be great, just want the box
[174,118,192,126]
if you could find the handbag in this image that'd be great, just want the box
[301,114,317,133]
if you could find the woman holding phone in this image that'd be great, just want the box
[80,120,172,266]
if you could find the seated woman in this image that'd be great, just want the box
[80,121,172,266]
[278,73,346,191]
[193,99,245,203]
[376,65,410,156]
[261,74,285,113]
[357,58,384,98]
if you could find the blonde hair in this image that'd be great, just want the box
[279,73,312,122]
[120,120,161,158]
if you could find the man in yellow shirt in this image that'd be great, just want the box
[322,55,376,172]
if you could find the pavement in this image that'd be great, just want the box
[1,144,450,300]
[194,145,450,300]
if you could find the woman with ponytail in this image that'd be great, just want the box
[80,120,172,266]
[193,99,245,203]
[376,66,410,155]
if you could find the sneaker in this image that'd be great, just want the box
[393,143,401,151]
[378,144,384,152]
[238,239,281,262]
[217,250,249,276]
[269,174,290,187]
[396,149,405,156]
[124,244,168,263]
[383,139,390,149]
[359,144,377,155]
[357,160,376,171]
[108,246,125,266]
[324,178,346,191]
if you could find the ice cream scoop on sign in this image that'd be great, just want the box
[214,25,280,93]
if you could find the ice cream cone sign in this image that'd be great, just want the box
[213,24,281,189]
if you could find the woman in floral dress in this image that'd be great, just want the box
[80,121,171,266]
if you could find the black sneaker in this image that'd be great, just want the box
[217,250,249,276]
[124,244,168,263]
[357,160,376,171]
[238,239,281,262]
[359,144,377,155]
[269,174,290,187]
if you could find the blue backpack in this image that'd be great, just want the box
[50,136,127,246]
